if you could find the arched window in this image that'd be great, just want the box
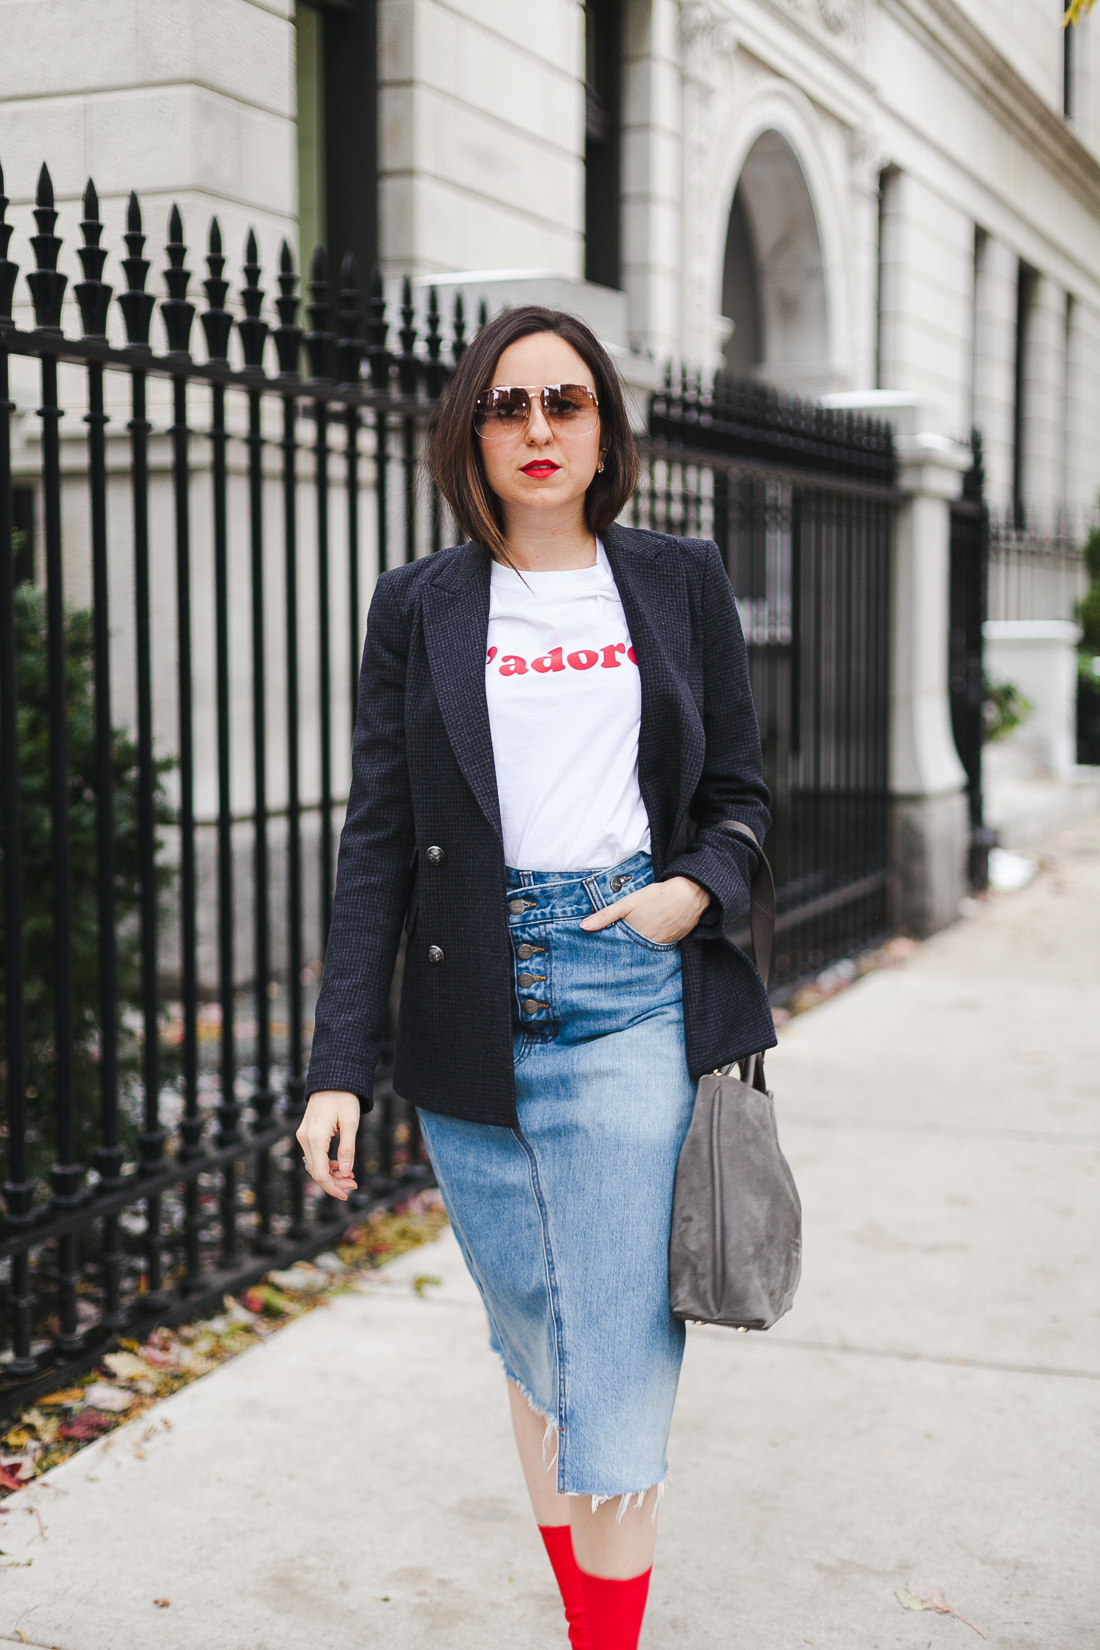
[721,131,829,392]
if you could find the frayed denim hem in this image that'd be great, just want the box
[584,1477,666,1521]
[503,1368,666,1512]
[503,1367,561,1475]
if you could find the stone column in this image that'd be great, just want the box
[1065,296,1100,519]
[823,392,972,934]
[1019,272,1068,517]
[972,232,1018,513]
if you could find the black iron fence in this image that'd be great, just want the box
[641,373,897,988]
[949,439,995,889]
[987,512,1088,624]
[0,165,456,1413]
[0,163,899,1412]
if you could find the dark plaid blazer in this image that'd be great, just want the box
[305,522,775,1128]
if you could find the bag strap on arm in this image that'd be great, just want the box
[715,820,775,989]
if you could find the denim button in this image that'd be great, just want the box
[517,972,539,987]
[610,874,632,893]
[521,999,542,1015]
[427,945,444,964]
[516,943,541,960]
[426,845,446,866]
[509,898,533,914]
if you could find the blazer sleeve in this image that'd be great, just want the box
[305,572,416,1107]
[662,539,771,939]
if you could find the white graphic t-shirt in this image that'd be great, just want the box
[485,541,651,872]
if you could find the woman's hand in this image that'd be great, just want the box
[580,875,711,944]
[296,1090,360,1200]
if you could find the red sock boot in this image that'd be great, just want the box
[577,1566,652,1650]
[539,1525,592,1649]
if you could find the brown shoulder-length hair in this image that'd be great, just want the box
[428,305,638,561]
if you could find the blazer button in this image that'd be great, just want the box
[428,945,444,964]
[426,845,446,866]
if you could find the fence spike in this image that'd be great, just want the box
[75,175,112,338]
[0,157,17,327]
[451,290,467,362]
[305,244,334,380]
[425,284,445,397]
[272,238,302,377]
[117,191,154,348]
[477,297,488,334]
[397,273,418,398]
[25,161,67,331]
[366,263,390,393]
[161,203,196,355]
[238,228,268,371]
[336,251,363,387]
[201,215,233,363]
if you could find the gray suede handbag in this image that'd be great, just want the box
[669,821,802,1331]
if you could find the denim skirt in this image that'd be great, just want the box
[417,850,697,1499]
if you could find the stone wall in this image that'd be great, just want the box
[376,0,586,279]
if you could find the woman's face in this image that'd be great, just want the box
[477,332,604,529]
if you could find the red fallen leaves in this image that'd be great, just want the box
[58,1410,116,1442]
[0,1465,27,1493]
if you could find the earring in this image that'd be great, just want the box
[597,460,605,473]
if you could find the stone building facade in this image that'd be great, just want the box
[3,0,1098,519]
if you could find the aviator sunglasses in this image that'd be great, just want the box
[474,383,600,440]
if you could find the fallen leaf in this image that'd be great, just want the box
[413,1274,442,1297]
[37,1389,87,1408]
[102,1351,155,1384]
[58,1410,116,1442]
[0,1465,28,1493]
[267,1267,326,1294]
[82,1383,134,1414]
[897,1582,987,1639]
[153,1597,170,1608]
[253,1284,296,1314]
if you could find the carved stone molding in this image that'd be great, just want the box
[770,0,866,38]
[816,0,864,35]
[678,3,737,366]
[678,1,738,79]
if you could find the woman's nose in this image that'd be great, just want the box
[525,397,553,443]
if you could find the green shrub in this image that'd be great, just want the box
[982,675,1032,744]
[1077,518,1100,701]
[0,575,174,1187]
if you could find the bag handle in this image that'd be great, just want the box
[715,820,775,989]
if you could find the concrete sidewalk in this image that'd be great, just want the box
[2,817,1097,1650]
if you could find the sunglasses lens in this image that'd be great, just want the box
[475,387,530,437]
[542,385,598,431]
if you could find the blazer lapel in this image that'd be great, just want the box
[603,524,704,850]
[421,545,503,843]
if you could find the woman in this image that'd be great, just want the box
[298,307,774,1650]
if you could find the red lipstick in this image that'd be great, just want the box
[520,461,560,477]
